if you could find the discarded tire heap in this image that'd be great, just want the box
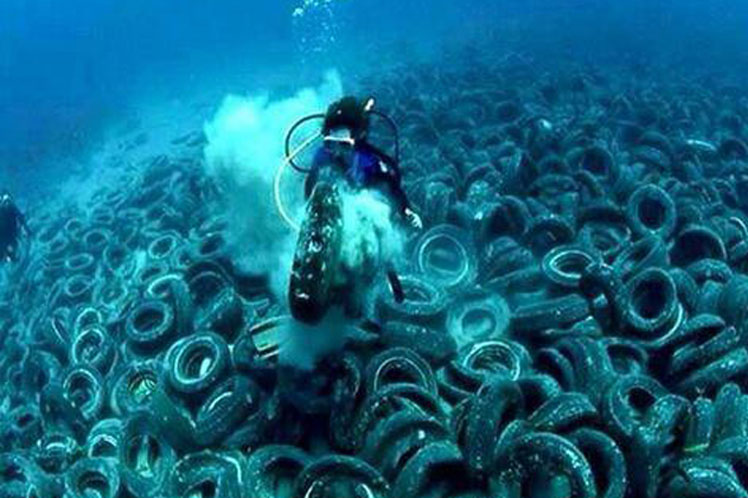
[3,53,748,497]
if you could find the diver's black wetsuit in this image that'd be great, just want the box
[0,199,29,262]
[295,96,414,310]
[305,140,411,215]
[304,140,409,307]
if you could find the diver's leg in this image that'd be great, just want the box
[340,267,366,320]
[343,291,363,320]
[359,318,383,334]
[387,269,405,303]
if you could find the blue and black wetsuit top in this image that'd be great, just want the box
[305,141,411,215]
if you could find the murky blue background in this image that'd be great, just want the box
[1,0,746,199]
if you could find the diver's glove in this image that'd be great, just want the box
[404,208,423,230]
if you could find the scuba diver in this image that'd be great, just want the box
[0,192,30,263]
[305,96,422,230]
[282,96,422,324]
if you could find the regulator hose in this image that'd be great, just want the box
[370,109,401,164]
[285,113,326,173]
[274,131,322,232]
[284,109,402,172]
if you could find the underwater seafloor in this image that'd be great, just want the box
[4,44,748,498]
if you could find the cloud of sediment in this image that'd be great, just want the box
[203,70,343,300]
[203,71,409,369]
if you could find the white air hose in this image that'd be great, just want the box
[273,131,322,232]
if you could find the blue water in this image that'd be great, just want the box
[3,2,748,495]
[2,0,747,202]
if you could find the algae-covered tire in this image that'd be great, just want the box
[165,331,230,397]
[289,182,343,325]
[167,451,246,498]
[125,299,176,355]
[64,457,121,498]
[119,413,176,498]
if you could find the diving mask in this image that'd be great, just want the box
[323,128,356,156]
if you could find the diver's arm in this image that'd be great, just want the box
[379,156,408,214]
[359,142,423,230]
[389,176,411,216]
[368,145,421,228]
[361,143,409,213]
